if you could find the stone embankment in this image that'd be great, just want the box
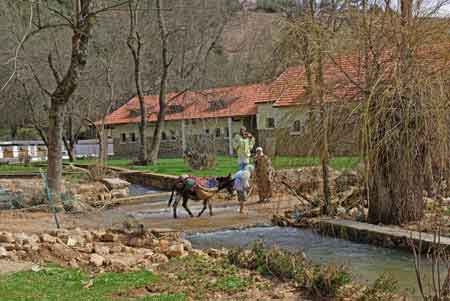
[0,227,222,273]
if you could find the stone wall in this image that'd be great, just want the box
[113,137,183,159]
[118,171,178,191]
[258,126,359,157]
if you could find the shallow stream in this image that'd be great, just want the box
[128,184,160,196]
[187,226,447,299]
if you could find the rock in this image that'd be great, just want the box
[111,188,129,199]
[48,229,69,239]
[52,243,78,261]
[92,230,106,241]
[28,235,40,244]
[159,239,169,252]
[16,250,27,258]
[207,248,227,258]
[335,171,359,193]
[14,233,30,245]
[90,254,105,267]
[69,259,79,268]
[100,232,118,243]
[76,242,94,254]
[110,245,125,254]
[110,257,128,272]
[149,253,169,264]
[348,207,359,219]
[83,231,93,243]
[127,237,146,248]
[41,233,57,243]
[166,244,187,258]
[0,232,14,243]
[0,246,9,258]
[336,206,346,217]
[143,250,154,258]
[3,244,15,251]
[66,235,86,248]
[190,249,207,257]
[180,239,193,252]
[94,244,110,256]
[100,178,130,190]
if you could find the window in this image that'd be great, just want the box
[161,132,167,141]
[167,104,184,114]
[215,128,221,137]
[170,130,177,140]
[266,118,275,129]
[192,119,197,125]
[293,120,301,132]
[224,127,229,137]
[130,133,136,142]
[205,129,210,135]
[121,133,127,143]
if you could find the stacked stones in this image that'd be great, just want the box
[0,228,196,272]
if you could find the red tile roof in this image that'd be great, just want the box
[263,55,370,107]
[103,84,267,125]
[103,44,450,125]
[266,44,450,107]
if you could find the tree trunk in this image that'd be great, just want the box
[100,126,108,163]
[63,136,75,162]
[149,0,169,164]
[127,0,147,164]
[366,0,425,225]
[63,116,75,162]
[149,71,167,163]
[47,100,65,201]
[10,126,18,140]
[368,158,425,224]
[320,106,331,215]
[46,0,94,197]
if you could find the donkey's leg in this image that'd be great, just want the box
[208,200,213,216]
[197,200,208,217]
[182,196,194,218]
[172,194,181,219]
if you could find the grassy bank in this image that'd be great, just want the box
[0,156,359,176]
[77,156,359,177]
[0,266,171,301]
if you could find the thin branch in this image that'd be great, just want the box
[28,64,52,97]
[48,52,61,84]
[89,0,131,16]
[0,2,34,93]
[45,4,74,27]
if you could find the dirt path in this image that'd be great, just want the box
[0,194,298,234]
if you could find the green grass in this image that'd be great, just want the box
[0,156,359,176]
[0,265,174,301]
[138,294,187,301]
[0,163,46,173]
[76,156,359,177]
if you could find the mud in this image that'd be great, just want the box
[0,193,298,234]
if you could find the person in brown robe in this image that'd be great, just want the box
[254,147,273,203]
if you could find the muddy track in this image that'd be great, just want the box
[0,195,299,234]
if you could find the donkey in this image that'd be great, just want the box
[168,175,235,219]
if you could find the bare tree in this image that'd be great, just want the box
[127,0,148,164]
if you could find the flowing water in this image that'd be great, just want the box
[187,226,447,299]
[128,184,160,196]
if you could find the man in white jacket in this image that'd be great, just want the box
[233,164,254,214]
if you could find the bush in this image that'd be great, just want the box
[312,264,351,296]
[228,240,352,297]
